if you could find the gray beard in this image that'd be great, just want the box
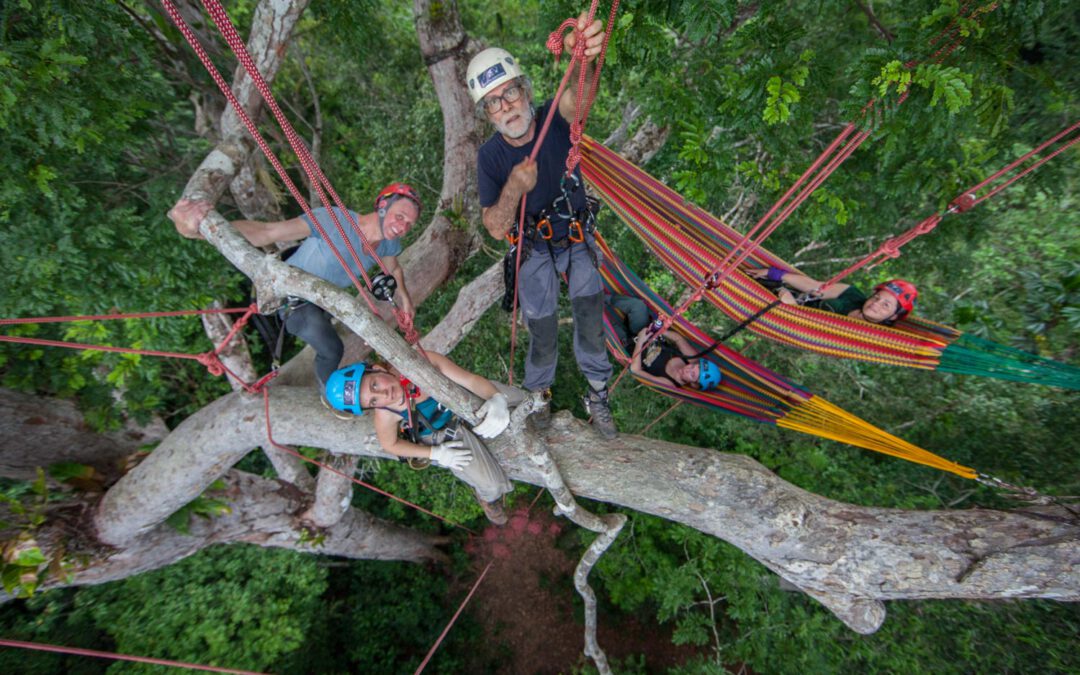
[495,105,535,140]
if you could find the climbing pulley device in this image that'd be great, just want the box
[370,273,398,302]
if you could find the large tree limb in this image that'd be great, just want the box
[93,387,1080,632]
[2,469,445,603]
[0,388,165,483]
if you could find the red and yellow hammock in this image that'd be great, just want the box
[596,235,976,480]
[582,137,1080,389]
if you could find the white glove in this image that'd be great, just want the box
[472,393,510,439]
[429,441,473,471]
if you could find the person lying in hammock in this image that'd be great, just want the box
[323,352,525,526]
[606,294,722,391]
[747,267,918,325]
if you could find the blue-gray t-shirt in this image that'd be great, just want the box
[477,99,587,241]
[286,207,403,288]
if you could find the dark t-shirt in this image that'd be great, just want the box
[477,99,587,240]
[802,285,868,316]
[639,338,683,386]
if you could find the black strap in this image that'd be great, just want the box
[689,298,783,359]
[271,319,288,368]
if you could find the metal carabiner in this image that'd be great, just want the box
[568,220,585,243]
[536,218,554,240]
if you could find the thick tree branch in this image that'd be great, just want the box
[93,388,1080,632]
[0,388,165,483]
[201,303,314,490]
[420,259,502,353]
[3,469,445,603]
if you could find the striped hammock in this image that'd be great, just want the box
[582,137,1080,390]
[596,234,976,479]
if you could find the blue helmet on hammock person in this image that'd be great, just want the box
[605,293,722,392]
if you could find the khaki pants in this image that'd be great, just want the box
[427,383,526,503]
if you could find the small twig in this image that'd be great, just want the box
[853,0,895,43]
[693,570,724,660]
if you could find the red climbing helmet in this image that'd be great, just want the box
[374,183,422,216]
[874,279,918,318]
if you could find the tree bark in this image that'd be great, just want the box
[301,454,359,529]
[2,469,445,603]
[0,388,165,483]
[91,386,1080,633]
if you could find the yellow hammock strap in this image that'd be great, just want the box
[777,396,978,479]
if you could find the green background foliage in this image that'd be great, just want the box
[1,0,1077,672]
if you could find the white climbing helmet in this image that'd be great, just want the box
[466,47,524,104]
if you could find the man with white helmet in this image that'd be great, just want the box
[467,13,618,439]
[169,184,422,387]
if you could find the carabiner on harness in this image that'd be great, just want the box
[536,217,554,241]
[568,220,585,243]
[550,172,581,220]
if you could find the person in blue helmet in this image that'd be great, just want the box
[324,352,525,525]
[630,325,723,391]
[606,293,722,391]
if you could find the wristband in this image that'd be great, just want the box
[766,267,787,282]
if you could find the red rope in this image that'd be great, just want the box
[0,307,250,326]
[0,305,278,393]
[0,638,265,674]
[412,560,494,674]
[260,389,475,534]
[817,118,1080,291]
[507,4,619,383]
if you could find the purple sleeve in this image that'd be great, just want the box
[766,266,787,282]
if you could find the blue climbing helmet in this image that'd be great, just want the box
[325,362,369,415]
[697,359,722,391]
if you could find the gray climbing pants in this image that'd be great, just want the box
[517,237,612,392]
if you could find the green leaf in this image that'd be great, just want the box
[49,462,95,482]
[15,547,47,567]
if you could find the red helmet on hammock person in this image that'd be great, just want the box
[750,267,918,325]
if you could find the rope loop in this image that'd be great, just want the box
[914,215,942,235]
[196,351,225,377]
[877,239,903,259]
[245,369,279,394]
[545,18,579,61]
[394,308,421,345]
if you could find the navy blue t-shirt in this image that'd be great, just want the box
[477,99,587,240]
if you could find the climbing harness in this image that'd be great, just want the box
[502,0,619,382]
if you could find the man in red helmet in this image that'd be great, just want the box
[748,268,917,324]
[169,184,422,385]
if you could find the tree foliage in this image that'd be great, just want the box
[1,0,1077,672]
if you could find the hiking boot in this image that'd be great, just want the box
[584,386,617,440]
[478,496,508,526]
[529,388,552,430]
[320,394,354,421]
